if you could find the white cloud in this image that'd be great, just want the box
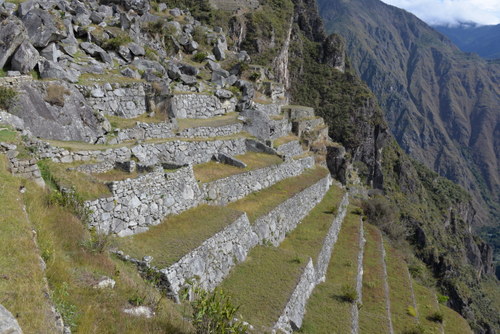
[381,0,500,26]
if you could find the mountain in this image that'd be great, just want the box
[317,0,500,245]
[434,23,500,60]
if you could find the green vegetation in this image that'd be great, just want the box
[23,177,191,333]
[0,86,18,110]
[440,303,473,334]
[272,134,299,148]
[105,113,168,130]
[192,52,208,63]
[359,224,390,333]
[228,167,329,222]
[38,160,112,201]
[412,282,442,333]
[300,209,361,333]
[103,36,133,51]
[0,127,18,142]
[193,152,283,183]
[0,156,58,333]
[384,242,418,332]
[115,205,242,268]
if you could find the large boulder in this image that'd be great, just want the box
[38,59,80,83]
[0,16,27,69]
[11,41,39,74]
[0,304,22,334]
[21,8,67,48]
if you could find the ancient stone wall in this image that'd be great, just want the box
[112,122,176,143]
[77,83,149,118]
[177,123,243,138]
[201,156,312,205]
[85,166,202,236]
[168,93,235,119]
[276,140,303,157]
[0,75,33,88]
[253,174,331,246]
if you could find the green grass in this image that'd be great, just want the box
[193,152,283,183]
[300,207,361,334]
[359,224,391,334]
[440,304,473,333]
[38,160,111,201]
[115,206,243,268]
[0,128,18,142]
[273,134,299,148]
[177,112,241,131]
[106,113,169,130]
[228,167,329,222]
[23,177,192,333]
[384,242,419,333]
[92,169,139,182]
[413,282,442,334]
[0,155,58,333]
[219,246,304,331]
[78,72,143,85]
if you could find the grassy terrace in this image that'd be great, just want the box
[177,112,241,131]
[359,224,391,334]
[440,304,473,334]
[0,155,58,333]
[300,207,362,334]
[413,281,442,334]
[106,113,169,129]
[228,167,329,222]
[45,132,253,152]
[384,242,418,333]
[23,173,190,333]
[193,152,283,183]
[273,134,299,148]
[115,205,242,268]
[219,185,343,331]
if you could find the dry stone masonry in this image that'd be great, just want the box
[168,93,236,119]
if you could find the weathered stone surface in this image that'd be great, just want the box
[215,89,233,99]
[21,8,67,48]
[0,304,23,334]
[0,16,27,69]
[127,42,145,56]
[132,59,165,74]
[213,152,247,168]
[11,41,39,74]
[123,306,154,318]
[179,74,197,86]
[120,67,141,79]
[168,93,234,119]
[101,0,150,14]
[38,59,80,83]
[94,277,116,289]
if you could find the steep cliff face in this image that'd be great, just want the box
[316,0,500,231]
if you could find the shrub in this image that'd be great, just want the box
[403,325,425,334]
[340,284,358,303]
[428,311,444,323]
[0,86,17,110]
[249,71,260,81]
[44,84,71,107]
[192,51,208,63]
[351,207,363,215]
[186,286,248,334]
[103,35,133,50]
[437,294,449,304]
[81,228,111,254]
[407,305,417,317]
[128,293,145,306]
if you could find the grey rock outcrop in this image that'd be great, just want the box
[21,8,67,48]
[0,16,27,69]
[11,41,39,74]
[0,304,22,334]
[38,59,79,83]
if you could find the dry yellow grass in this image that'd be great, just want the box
[177,112,241,131]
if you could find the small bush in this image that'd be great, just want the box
[0,86,17,110]
[428,311,444,323]
[403,325,425,334]
[44,84,70,107]
[81,228,111,254]
[340,284,358,303]
[103,35,133,50]
[407,305,417,317]
[128,293,145,306]
[351,207,363,215]
[249,71,261,81]
[192,51,208,63]
[437,294,449,304]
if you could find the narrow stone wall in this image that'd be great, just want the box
[253,174,332,246]
[112,122,176,143]
[0,75,33,88]
[85,166,202,236]
[168,93,235,119]
[201,156,313,206]
[177,123,243,138]
[160,213,259,300]
[77,83,149,118]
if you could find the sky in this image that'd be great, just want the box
[380,0,500,26]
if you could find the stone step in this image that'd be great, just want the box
[300,207,363,334]
[218,186,348,333]
[115,167,333,300]
[274,136,304,157]
[282,105,316,120]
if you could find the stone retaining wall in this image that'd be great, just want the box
[112,122,176,143]
[276,140,303,157]
[160,213,259,299]
[201,156,313,206]
[85,166,202,236]
[0,75,33,88]
[253,174,332,246]
[168,93,235,119]
[270,118,292,140]
[77,83,149,118]
[177,123,243,138]
[274,192,350,333]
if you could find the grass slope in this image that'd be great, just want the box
[0,155,57,333]
[299,207,362,334]
[413,281,442,334]
[359,223,390,334]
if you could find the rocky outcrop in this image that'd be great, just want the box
[0,16,27,69]
[0,304,23,334]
